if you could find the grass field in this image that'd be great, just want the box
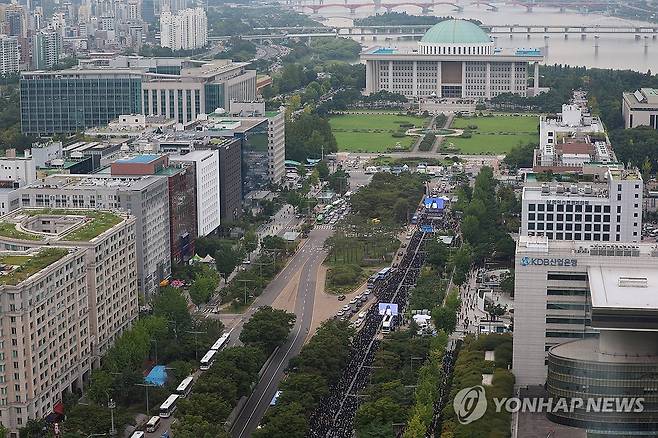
[329,113,428,152]
[444,115,538,155]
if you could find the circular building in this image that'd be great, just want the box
[419,19,493,56]
[361,19,543,100]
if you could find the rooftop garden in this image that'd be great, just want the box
[0,222,43,241]
[61,211,123,241]
[0,248,69,286]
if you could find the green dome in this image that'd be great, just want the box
[420,19,491,44]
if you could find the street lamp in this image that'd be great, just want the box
[108,398,117,436]
[134,382,158,416]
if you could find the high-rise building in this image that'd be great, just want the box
[361,19,543,99]
[31,31,61,70]
[169,150,220,237]
[20,57,256,134]
[0,36,19,75]
[216,138,242,223]
[3,6,26,38]
[110,154,197,263]
[520,168,643,243]
[0,208,138,433]
[159,7,207,51]
[15,175,171,295]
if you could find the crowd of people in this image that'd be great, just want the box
[307,225,428,437]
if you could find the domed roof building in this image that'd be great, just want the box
[419,19,493,55]
[361,19,544,100]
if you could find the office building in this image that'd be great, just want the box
[0,208,138,433]
[546,263,658,436]
[111,154,197,263]
[361,19,543,100]
[535,99,615,173]
[159,7,207,51]
[20,70,142,135]
[622,88,658,129]
[216,138,242,223]
[31,31,61,70]
[513,236,658,393]
[16,175,170,295]
[521,168,643,243]
[20,57,256,134]
[0,150,36,187]
[170,150,220,237]
[0,36,19,75]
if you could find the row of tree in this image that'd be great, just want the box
[173,306,296,438]
[254,319,354,437]
[441,334,514,437]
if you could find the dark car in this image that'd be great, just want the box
[338,295,346,301]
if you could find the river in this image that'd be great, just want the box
[308,4,658,72]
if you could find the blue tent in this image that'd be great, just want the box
[145,365,167,387]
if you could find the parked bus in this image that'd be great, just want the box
[129,432,145,438]
[199,349,217,371]
[382,314,393,334]
[175,376,194,398]
[146,416,161,433]
[376,267,391,281]
[159,394,180,418]
[270,390,282,406]
[210,333,230,351]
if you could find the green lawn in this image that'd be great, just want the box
[0,248,69,285]
[329,113,428,152]
[445,115,539,155]
[0,223,43,241]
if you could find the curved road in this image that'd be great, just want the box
[228,227,333,437]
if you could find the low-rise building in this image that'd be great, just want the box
[622,88,658,129]
[0,208,138,433]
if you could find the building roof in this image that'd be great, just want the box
[420,19,491,45]
[116,154,162,164]
[587,265,658,311]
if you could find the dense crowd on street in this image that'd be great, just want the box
[307,219,433,437]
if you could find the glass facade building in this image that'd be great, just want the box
[20,72,142,135]
[237,119,269,195]
[547,337,658,437]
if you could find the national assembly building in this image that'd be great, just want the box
[361,19,544,100]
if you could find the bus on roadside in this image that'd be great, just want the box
[175,376,194,398]
[146,416,161,433]
[159,394,180,418]
[199,349,217,371]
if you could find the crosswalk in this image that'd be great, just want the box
[315,224,334,230]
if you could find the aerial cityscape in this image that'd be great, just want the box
[0,0,655,436]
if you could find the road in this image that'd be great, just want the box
[227,227,333,437]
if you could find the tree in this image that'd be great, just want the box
[19,420,46,438]
[316,161,330,180]
[432,306,457,333]
[240,306,295,354]
[500,271,515,297]
[189,270,219,305]
[153,287,192,331]
[173,415,228,438]
[215,246,241,282]
[252,402,308,438]
[178,393,232,423]
[243,230,258,253]
[425,239,449,270]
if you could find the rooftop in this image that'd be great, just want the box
[0,209,125,242]
[0,248,69,286]
[116,154,163,164]
[550,337,658,364]
[588,265,658,311]
[420,19,491,45]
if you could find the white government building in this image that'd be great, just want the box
[361,19,543,100]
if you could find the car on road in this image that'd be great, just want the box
[358,311,366,319]
[363,290,371,299]
[342,304,351,312]
[337,310,345,317]
[338,294,346,301]
[349,298,358,306]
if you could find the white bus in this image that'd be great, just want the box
[382,314,393,334]
[129,431,145,438]
[210,333,230,351]
[146,416,161,433]
[175,376,194,398]
[199,349,217,370]
[159,394,180,418]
